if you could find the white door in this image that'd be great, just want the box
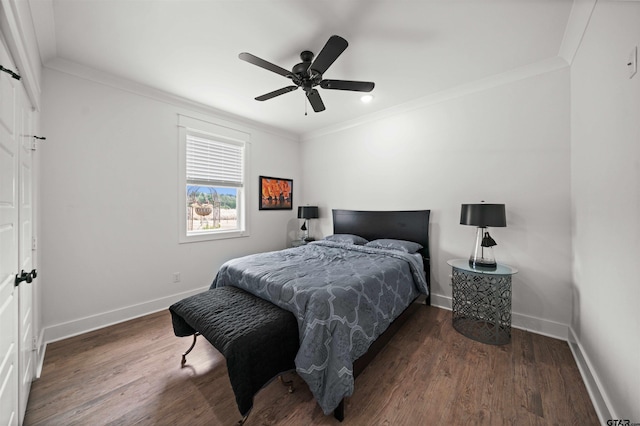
[0,37,20,426]
[17,83,35,423]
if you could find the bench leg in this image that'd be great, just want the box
[234,376,292,425]
[333,399,345,422]
[278,375,295,393]
[181,333,200,368]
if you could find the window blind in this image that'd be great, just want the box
[186,134,244,187]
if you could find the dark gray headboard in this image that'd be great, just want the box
[332,209,431,276]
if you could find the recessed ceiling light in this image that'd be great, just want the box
[360,94,374,103]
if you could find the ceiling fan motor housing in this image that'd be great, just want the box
[292,51,322,92]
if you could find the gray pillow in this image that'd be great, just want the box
[365,239,423,254]
[324,234,369,245]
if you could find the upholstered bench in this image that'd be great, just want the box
[169,285,299,419]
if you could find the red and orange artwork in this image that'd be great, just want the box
[259,176,292,210]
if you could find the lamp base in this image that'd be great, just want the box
[469,227,498,270]
[469,259,497,270]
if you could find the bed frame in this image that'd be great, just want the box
[331,209,431,420]
[172,209,431,423]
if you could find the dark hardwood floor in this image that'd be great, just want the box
[24,305,599,425]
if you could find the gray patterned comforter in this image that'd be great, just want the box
[211,240,429,414]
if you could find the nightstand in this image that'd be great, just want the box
[291,239,307,248]
[447,259,518,345]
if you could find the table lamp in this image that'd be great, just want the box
[460,203,506,269]
[298,206,319,242]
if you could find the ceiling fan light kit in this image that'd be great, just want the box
[360,94,373,103]
[239,35,375,113]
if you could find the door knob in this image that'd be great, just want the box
[14,269,37,286]
[15,270,29,286]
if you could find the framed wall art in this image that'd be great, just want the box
[259,176,293,210]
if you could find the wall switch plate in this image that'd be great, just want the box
[172,272,181,283]
[629,46,637,79]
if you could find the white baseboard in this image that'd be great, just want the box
[567,327,612,424]
[35,329,46,379]
[429,293,453,310]
[511,312,568,340]
[430,293,569,341]
[42,286,209,344]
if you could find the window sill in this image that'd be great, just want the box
[179,229,250,244]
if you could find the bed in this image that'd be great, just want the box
[171,209,431,421]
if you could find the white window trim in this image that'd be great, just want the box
[178,115,251,243]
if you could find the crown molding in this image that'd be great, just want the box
[44,57,299,141]
[302,56,570,142]
[43,52,572,145]
[558,0,597,65]
[1,0,42,110]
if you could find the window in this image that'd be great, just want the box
[178,115,250,242]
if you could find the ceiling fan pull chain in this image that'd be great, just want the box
[304,96,308,116]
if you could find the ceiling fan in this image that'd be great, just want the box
[239,35,375,113]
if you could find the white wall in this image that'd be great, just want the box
[40,68,301,341]
[301,67,572,337]
[570,1,640,421]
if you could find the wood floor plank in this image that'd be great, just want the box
[24,306,599,426]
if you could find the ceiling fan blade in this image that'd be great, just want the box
[306,89,326,112]
[239,52,291,78]
[255,86,299,101]
[309,35,348,75]
[320,80,375,92]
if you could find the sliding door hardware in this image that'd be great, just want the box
[0,65,21,80]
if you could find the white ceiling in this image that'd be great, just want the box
[30,0,574,138]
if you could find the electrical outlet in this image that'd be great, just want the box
[628,46,637,79]
[172,272,181,283]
